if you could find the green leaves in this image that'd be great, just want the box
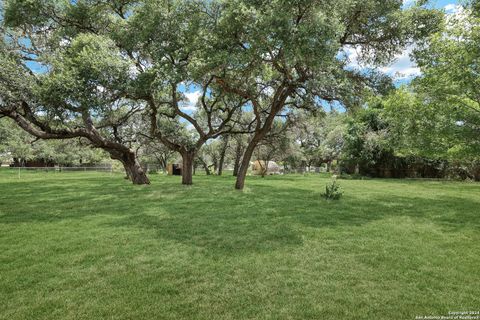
[403,5,480,159]
[41,33,131,111]
[3,0,64,28]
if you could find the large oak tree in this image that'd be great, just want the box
[194,0,441,189]
[0,1,151,184]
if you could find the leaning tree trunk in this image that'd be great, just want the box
[2,108,150,184]
[82,113,150,185]
[181,151,195,185]
[110,149,150,185]
[122,159,150,185]
[234,85,293,189]
[234,110,280,189]
[235,136,262,190]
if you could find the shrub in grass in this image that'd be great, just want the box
[323,177,344,200]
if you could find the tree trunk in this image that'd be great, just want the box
[326,161,332,173]
[235,137,261,190]
[109,149,150,185]
[218,157,225,175]
[116,152,150,185]
[160,157,167,173]
[259,160,269,178]
[202,160,211,175]
[218,142,228,176]
[121,153,150,185]
[233,143,242,177]
[235,86,293,189]
[181,151,195,185]
[234,115,279,189]
[264,160,270,177]
[123,162,133,180]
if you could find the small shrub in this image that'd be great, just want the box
[323,177,344,200]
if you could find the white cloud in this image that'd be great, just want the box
[343,45,420,80]
[344,46,361,69]
[381,47,421,80]
[444,4,460,14]
[185,91,202,104]
[342,2,464,82]
[181,90,202,112]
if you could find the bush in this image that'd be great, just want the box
[323,177,344,200]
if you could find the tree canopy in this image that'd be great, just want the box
[2,0,468,187]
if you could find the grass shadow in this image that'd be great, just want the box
[1,174,479,256]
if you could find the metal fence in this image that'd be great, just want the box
[2,166,114,172]
[0,165,330,177]
[0,166,121,179]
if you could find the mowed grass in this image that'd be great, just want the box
[0,170,479,320]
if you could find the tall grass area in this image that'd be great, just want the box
[1,170,479,319]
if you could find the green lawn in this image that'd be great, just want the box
[0,170,479,320]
